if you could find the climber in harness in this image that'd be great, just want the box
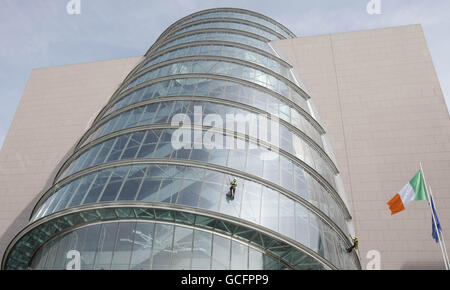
[346,236,359,253]
[229,178,237,199]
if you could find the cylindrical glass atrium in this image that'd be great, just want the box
[2,8,360,270]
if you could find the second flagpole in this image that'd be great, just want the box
[419,162,449,270]
[429,186,450,269]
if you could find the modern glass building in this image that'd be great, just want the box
[2,8,360,270]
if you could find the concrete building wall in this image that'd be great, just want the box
[0,56,141,258]
[272,24,450,269]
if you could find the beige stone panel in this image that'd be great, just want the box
[273,24,450,269]
[0,56,141,259]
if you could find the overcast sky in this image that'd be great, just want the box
[1,0,449,149]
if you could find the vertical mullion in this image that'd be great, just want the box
[113,166,133,202]
[79,172,99,205]
[149,222,156,270]
[107,222,121,270]
[95,170,114,203]
[126,222,138,270]
[117,134,133,160]
[132,165,150,201]
[102,137,119,164]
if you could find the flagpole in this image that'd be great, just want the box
[420,162,449,270]
[429,186,450,269]
[439,232,450,269]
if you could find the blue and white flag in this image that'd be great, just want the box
[431,196,442,243]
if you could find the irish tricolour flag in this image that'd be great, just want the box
[387,170,428,215]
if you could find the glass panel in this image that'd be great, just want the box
[137,130,160,158]
[151,224,174,270]
[280,157,294,192]
[136,165,164,201]
[241,182,261,224]
[176,168,203,207]
[231,240,248,270]
[110,222,136,269]
[248,247,263,270]
[67,173,96,208]
[211,234,230,270]
[157,167,184,204]
[106,135,130,162]
[227,149,246,172]
[279,194,295,239]
[94,222,119,270]
[99,167,129,202]
[261,188,278,231]
[171,226,193,269]
[263,154,280,184]
[191,230,212,270]
[263,255,280,270]
[91,139,115,166]
[246,148,263,176]
[130,222,154,270]
[53,231,79,269]
[198,172,224,211]
[294,166,308,200]
[121,131,145,160]
[116,165,147,201]
[309,215,323,255]
[53,179,80,213]
[43,240,59,269]
[80,224,101,270]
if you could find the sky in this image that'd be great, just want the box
[1,0,450,149]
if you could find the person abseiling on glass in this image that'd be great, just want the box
[230,178,237,199]
[346,236,359,253]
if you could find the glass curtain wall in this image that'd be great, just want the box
[3,8,360,270]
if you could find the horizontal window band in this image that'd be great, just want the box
[30,218,297,270]
[156,7,296,49]
[162,17,286,42]
[79,96,334,174]
[94,75,322,136]
[118,55,309,102]
[52,125,347,220]
[31,158,352,249]
[135,40,293,81]
[146,28,271,58]
[5,204,351,270]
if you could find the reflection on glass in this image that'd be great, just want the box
[171,226,193,269]
[151,224,174,270]
[211,234,230,269]
[192,230,212,270]
[130,222,154,270]
[231,240,248,270]
[94,222,119,270]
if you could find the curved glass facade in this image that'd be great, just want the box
[31,221,290,270]
[172,21,284,41]
[34,163,349,254]
[124,59,303,103]
[2,8,360,270]
[138,44,295,82]
[101,77,316,135]
[156,31,274,54]
[172,9,294,39]
[76,101,335,186]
